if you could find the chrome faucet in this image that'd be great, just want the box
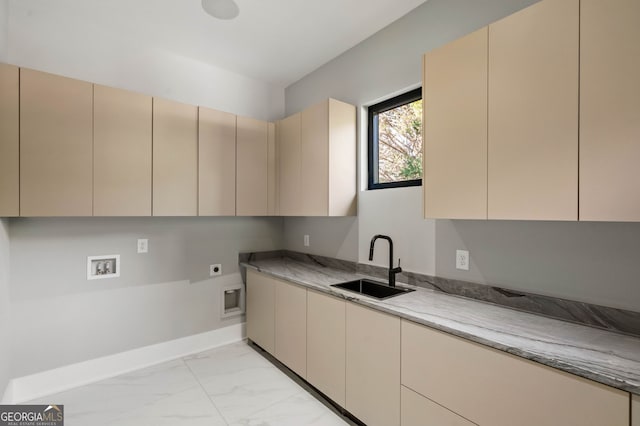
[368,234,402,287]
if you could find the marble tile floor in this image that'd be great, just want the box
[28,341,353,426]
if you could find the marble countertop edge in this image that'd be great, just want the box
[241,260,640,396]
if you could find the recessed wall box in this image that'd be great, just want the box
[220,283,244,318]
[87,255,120,280]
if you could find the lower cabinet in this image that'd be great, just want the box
[246,272,631,426]
[401,386,475,426]
[274,279,307,378]
[401,320,629,426]
[307,290,346,406]
[346,302,401,426]
[633,395,639,426]
[246,269,275,354]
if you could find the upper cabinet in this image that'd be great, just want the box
[3,62,352,218]
[198,107,236,216]
[0,64,19,217]
[152,98,198,216]
[20,69,93,216]
[488,0,579,221]
[423,27,488,220]
[580,0,640,222]
[236,116,270,216]
[94,85,152,216]
[279,99,356,217]
[423,0,583,221]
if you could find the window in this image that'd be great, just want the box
[368,88,423,189]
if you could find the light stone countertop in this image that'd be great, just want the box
[242,257,640,396]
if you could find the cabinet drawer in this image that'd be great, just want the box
[401,385,476,426]
[401,320,629,426]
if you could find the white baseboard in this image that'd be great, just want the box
[2,322,246,404]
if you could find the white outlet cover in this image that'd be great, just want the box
[137,239,148,254]
[87,255,121,280]
[456,250,470,271]
[304,235,310,247]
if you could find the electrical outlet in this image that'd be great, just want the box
[304,235,310,247]
[210,264,222,277]
[137,239,148,254]
[456,250,469,271]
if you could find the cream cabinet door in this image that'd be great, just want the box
[401,386,476,426]
[198,107,236,216]
[580,0,640,221]
[300,101,329,216]
[236,116,268,216]
[0,64,19,217]
[94,85,152,216]
[267,122,278,215]
[278,113,301,216]
[246,269,275,354]
[274,280,307,379]
[20,69,93,216]
[327,99,357,216]
[488,0,579,220]
[307,290,346,406]
[346,302,400,426]
[401,320,629,426]
[424,28,488,220]
[152,98,198,216]
[633,395,639,426]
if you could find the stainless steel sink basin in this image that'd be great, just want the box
[331,279,415,300]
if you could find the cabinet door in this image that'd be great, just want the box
[488,0,579,220]
[278,113,301,216]
[401,320,629,426]
[401,386,476,426]
[246,269,275,354]
[198,107,236,216]
[307,290,346,406]
[346,303,400,426]
[274,280,307,379]
[580,0,640,221]
[152,98,198,216]
[236,116,268,216]
[94,85,152,216]
[300,100,329,216]
[328,99,357,216]
[20,69,93,216]
[0,64,19,217]
[267,122,278,215]
[424,28,488,220]
[633,395,639,426]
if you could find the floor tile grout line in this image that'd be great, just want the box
[181,357,231,426]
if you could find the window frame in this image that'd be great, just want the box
[367,87,423,190]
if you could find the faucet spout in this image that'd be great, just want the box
[369,234,402,287]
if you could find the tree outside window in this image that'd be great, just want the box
[368,88,423,189]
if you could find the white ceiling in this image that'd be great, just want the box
[8,0,428,87]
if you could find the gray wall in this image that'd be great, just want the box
[283,0,640,312]
[0,0,7,61]
[0,219,11,399]
[9,217,283,377]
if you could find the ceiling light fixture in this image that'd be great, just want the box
[201,0,240,20]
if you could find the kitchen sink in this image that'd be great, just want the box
[331,279,415,300]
